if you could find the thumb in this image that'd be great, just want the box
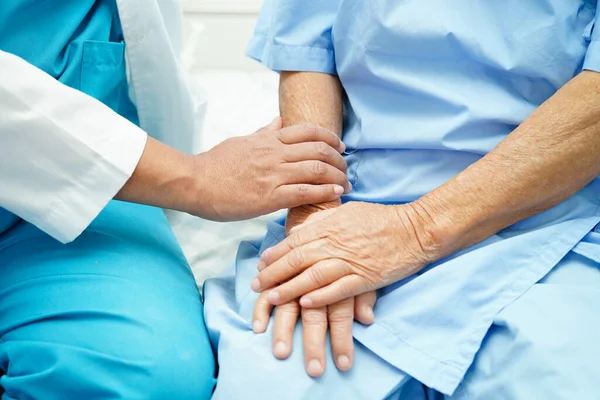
[354,291,377,326]
[265,116,283,131]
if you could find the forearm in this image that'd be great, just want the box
[116,136,201,215]
[413,70,600,258]
[279,71,343,134]
[280,71,345,228]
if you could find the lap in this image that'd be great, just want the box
[453,251,600,400]
[207,222,600,400]
[0,201,215,399]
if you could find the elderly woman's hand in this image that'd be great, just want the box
[251,201,440,308]
[252,201,378,377]
[252,291,376,377]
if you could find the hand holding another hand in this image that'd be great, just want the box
[194,118,350,221]
[252,201,378,378]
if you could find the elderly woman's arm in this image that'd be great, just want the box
[252,70,600,307]
[252,71,377,377]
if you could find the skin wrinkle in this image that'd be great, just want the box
[251,71,376,377]
[253,71,600,312]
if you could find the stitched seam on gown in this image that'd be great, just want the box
[253,34,335,52]
[373,320,462,371]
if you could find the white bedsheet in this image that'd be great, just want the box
[167,70,284,284]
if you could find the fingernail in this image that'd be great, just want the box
[337,355,351,370]
[268,290,280,304]
[345,182,353,193]
[307,359,323,377]
[251,278,261,292]
[299,297,312,307]
[252,320,265,333]
[274,341,288,358]
[261,248,271,260]
[257,261,266,271]
[340,142,346,153]
[334,185,344,196]
[364,306,375,323]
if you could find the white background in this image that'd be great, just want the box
[171,0,282,282]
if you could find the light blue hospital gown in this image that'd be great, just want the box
[204,1,600,399]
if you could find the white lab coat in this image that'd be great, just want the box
[0,0,201,243]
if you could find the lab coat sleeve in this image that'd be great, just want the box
[583,4,600,72]
[0,50,147,243]
[246,0,341,74]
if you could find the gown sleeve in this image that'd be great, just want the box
[246,0,342,74]
[0,50,147,243]
[583,3,600,71]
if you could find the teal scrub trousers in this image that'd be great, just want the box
[0,1,216,398]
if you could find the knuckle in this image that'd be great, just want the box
[307,265,326,286]
[329,319,352,336]
[297,185,310,199]
[302,310,328,326]
[335,280,353,299]
[312,161,327,176]
[287,250,304,271]
[273,128,284,142]
[279,301,300,313]
[304,123,318,137]
[286,233,300,249]
[315,142,330,158]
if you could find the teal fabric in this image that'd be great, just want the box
[0,1,215,398]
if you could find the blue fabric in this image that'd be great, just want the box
[205,0,600,397]
[0,0,138,231]
[0,1,215,397]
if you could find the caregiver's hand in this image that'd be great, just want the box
[194,117,349,221]
[251,201,438,307]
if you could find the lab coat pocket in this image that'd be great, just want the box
[80,40,126,107]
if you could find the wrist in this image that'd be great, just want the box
[179,152,213,218]
[397,196,465,263]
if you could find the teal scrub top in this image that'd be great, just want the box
[0,0,138,231]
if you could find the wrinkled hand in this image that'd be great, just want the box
[195,117,350,221]
[252,290,376,377]
[252,202,377,377]
[251,201,437,307]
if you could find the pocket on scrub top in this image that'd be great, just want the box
[80,40,126,109]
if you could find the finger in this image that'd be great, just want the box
[283,142,347,173]
[252,292,274,333]
[266,259,349,306]
[328,298,355,372]
[268,184,344,215]
[280,161,349,191]
[354,291,377,325]
[299,274,368,308]
[264,116,283,131]
[272,301,300,360]
[289,208,339,235]
[276,123,345,153]
[254,238,334,294]
[257,221,326,274]
[301,307,328,378]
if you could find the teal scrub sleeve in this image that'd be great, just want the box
[246,0,341,74]
[583,3,600,71]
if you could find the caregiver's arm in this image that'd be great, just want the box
[253,70,600,307]
[0,51,348,244]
